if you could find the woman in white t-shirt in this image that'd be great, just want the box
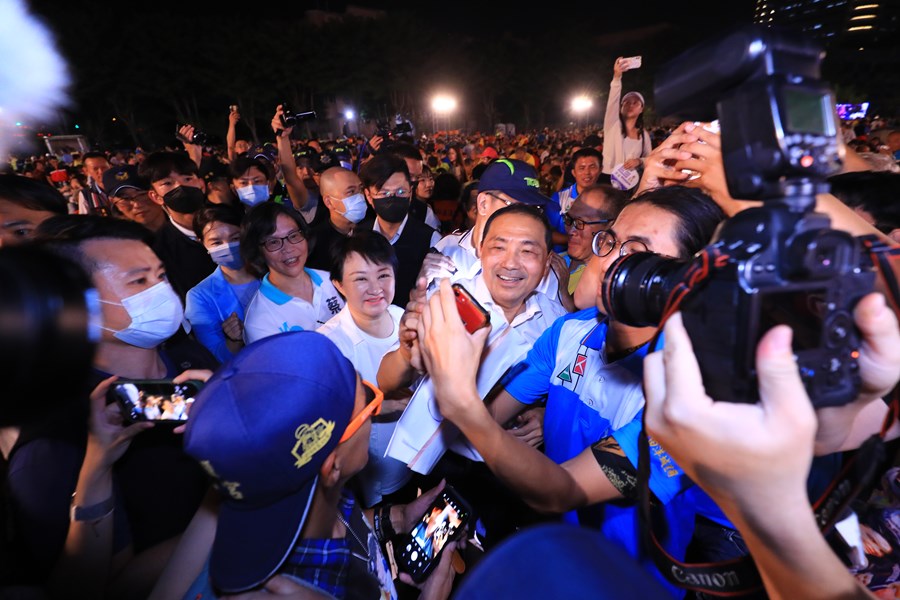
[602,56,652,188]
[242,203,344,344]
[317,231,412,507]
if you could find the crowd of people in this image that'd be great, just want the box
[2,56,900,600]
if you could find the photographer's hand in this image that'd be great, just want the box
[634,121,696,196]
[815,292,900,453]
[178,124,203,169]
[644,312,876,600]
[676,124,759,217]
[271,105,293,137]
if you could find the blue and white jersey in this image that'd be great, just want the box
[503,307,646,466]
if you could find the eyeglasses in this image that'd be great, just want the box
[339,380,384,443]
[485,191,514,207]
[113,191,150,208]
[261,229,306,252]
[563,214,611,231]
[372,188,412,200]
[591,230,649,258]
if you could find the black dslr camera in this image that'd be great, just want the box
[280,103,317,128]
[601,26,873,407]
[376,116,414,139]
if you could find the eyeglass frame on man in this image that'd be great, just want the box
[339,380,384,443]
[261,229,306,253]
[563,214,612,231]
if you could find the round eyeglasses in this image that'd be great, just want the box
[591,230,649,258]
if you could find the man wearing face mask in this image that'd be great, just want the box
[305,166,368,271]
[8,216,216,595]
[359,153,441,307]
[139,151,216,302]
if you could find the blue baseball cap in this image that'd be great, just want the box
[454,523,672,598]
[184,331,357,593]
[477,158,550,207]
[101,165,149,198]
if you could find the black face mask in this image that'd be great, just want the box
[163,185,207,214]
[373,196,409,224]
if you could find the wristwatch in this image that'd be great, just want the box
[70,493,115,522]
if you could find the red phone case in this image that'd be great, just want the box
[452,284,490,334]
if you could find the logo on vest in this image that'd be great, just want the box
[292,418,335,468]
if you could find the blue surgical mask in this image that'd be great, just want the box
[99,281,184,348]
[236,184,270,207]
[339,193,367,224]
[209,241,244,270]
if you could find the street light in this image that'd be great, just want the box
[431,94,457,134]
[571,95,593,128]
[344,109,354,121]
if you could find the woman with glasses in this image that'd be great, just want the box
[317,232,414,507]
[241,202,344,344]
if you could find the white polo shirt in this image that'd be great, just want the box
[243,269,344,344]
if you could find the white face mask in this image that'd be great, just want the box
[339,193,368,224]
[100,281,184,348]
[236,184,270,207]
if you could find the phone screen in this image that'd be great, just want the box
[110,381,200,423]
[409,492,465,561]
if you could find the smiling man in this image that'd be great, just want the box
[561,185,626,297]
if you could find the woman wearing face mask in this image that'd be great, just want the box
[185,205,261,362]
[359,153,441,307]
[316,232,413,507]
[230,156,275,208]
[241,203,345,344]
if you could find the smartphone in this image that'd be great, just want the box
[452,283,490,334]
[107,379,202,424]
[395,486,472,583]
[621,55,642,71]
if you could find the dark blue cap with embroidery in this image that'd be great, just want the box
[477,158,549,206]
[184,331,357,593]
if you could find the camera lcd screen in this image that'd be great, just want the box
[758,289,827,352]
[112,381,198,422]
[783,88,834,136]
[409,493,465,562]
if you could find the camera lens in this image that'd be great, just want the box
[601,252,689,327]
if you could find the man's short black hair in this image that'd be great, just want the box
[138,151,200,183]
[481,204,552,253]
[630,185,725,259]
[35,214,154,276]
[359,153,410,191]
[329,230,398,284]
[81,151,108,164]
[570,147,602,165]
[828,171,900,234]
[0,175,68,214]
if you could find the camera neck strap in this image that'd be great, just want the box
[635,238,900,596]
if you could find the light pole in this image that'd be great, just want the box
[431,94,457,136]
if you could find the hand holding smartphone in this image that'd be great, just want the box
[395,486,472,583]
[620,56,642,71]
[107,379,202,424]
[452,284,490,334]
